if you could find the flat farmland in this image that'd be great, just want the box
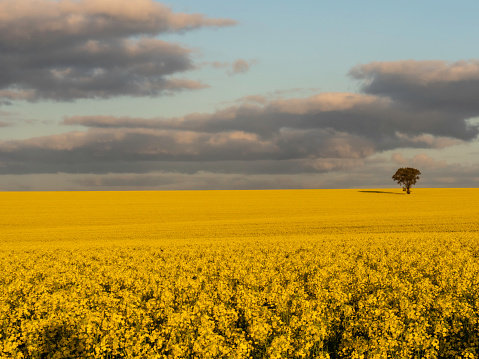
[1,189,479,358]
[2,189,477,247]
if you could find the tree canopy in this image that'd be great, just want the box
[392,167,421,194]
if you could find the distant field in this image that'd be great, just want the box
[1,189,479,358]
[2,188,478,247]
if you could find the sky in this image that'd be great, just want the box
[1,0,479,191]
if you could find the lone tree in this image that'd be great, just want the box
[392,167,421,194]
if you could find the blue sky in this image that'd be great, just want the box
[1,0,478,190]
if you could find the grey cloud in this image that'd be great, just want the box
[2,157,479,191]
[0,156,331,177]
[72,172,310,191]
[0,0,234,101]
[64,89,479,142]
[350,60,479,113]
[5,160,479,191]
[9,157,478,191]
[0,39,209,100]
[0,122,379,175]
[0,128,277,167]
[75,174,178,188]
[2,59,479,187]
[274,129,375,159]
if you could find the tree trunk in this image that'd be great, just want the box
[406,187,410,194]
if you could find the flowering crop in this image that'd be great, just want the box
[1,189,478,358]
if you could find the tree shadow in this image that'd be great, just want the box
[358,190,405,195]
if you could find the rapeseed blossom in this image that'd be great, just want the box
[1,189,478,358]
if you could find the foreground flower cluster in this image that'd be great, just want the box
[2,233,478,358]
[1,189,478,358]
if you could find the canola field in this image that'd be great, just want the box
[1,188,479,358]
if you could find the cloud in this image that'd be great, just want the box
[206,59,258,76]
[0,109,14,127]
[0,0,236,47]
[238,95,269,105]
[4,158,479,191]
[391,153,408,165]
[70,172,318,191]
[410,154,447,170]
[0,0,235,101]
[74,173,178,188]
[391,153,447,170]
[209,61,229,69]
[349,59,479,112]
[1,59,479,189]
[0,90,36,106]
[230,59,258,75]
[393,133,465,149]
[63,86,479,142]
[2,89,475,176]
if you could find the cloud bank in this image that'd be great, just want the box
[349,59,479,112]
[0,0,236,102]
[1,60,479,189]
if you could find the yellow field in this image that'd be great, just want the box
[1,189,479,358]
[2,188,478,248]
